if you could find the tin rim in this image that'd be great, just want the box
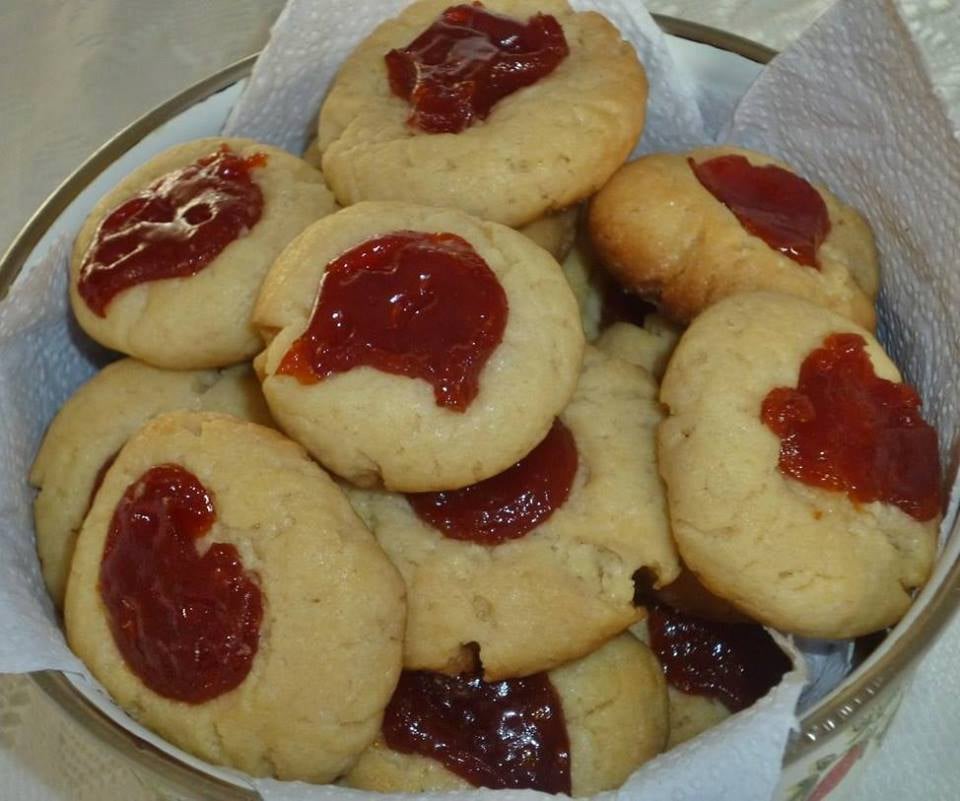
[3,14,953,797]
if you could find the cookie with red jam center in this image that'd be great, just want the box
[344,634,668,797]
[346,344,680,679]
[588,146,878,328]
[658,292,939,638]
[69,137,336,369]
[64,412,405,782]
[317,0,647,227]
[253,201,584,493]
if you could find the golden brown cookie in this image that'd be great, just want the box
[30,359,272,608]
[347,344,680,679]
[64,412,405,782]
[343,634,668,796]
[254,201,584,492]
[658,292,938,637]
[317,0,647,227]
[588,146,878,328]
[70,138,336,368]
[518,206,579,261]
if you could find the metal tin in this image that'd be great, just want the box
[3,15,956,801]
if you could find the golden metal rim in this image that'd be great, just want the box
[3,12,952,796]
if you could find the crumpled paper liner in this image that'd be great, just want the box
[0,0,956,799]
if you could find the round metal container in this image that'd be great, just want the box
[2,15,957,801]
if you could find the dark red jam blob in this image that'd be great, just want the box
[383,669,571,794]
[647,603,791,712]
[385,3,569,134]
[761,333,942,521]
[689,154,830,268]
[78,146,266,316]
[407,419,577,544]
[600,281,656,329]
[277,230,508,412]
[99,464,262,703]
[86,451,119,516]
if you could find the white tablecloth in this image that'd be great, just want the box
[1,2,958,799]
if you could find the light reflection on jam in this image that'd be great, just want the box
[647,603,791,712]
[385,3,569,133]
[689,154,830,268]
[78,146,266,316]
[98,464,262,703]
[383,669,571,794]
[407,419,577,543]
[762,333,941,521]
[277,230,507,412]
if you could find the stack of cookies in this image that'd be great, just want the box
[31,0,942,794]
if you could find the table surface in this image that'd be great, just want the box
[2,1,959,800]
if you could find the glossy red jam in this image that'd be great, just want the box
[78,146,266,316]
[99,464,262,703]
[689,154,830,267]
[277,230,508,411]
[407,419,577,543]
[762,333,941,521]
[385,3,569,133]
[383,669,571,794]
[647,603,791,712]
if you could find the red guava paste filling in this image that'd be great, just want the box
[383,669,571,794]
[688,154,830,268]
[407,419,577,543]
[761,332,942,521]
[647,603,791,712]
[385,2,569,134]
[276,230,508,412]
[78,146,266,316]
[98,464,262,703]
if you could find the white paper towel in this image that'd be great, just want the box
[0,0,957,800]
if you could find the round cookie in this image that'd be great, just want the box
[347,344,680,679]
[588,146,878,328]
[658,292,938,638]
[254,201,584,492]
[343,634,668,796]
[70,137,336,368]
[30,359,272,608]
[64,412,405,782]
[317,0,647,227]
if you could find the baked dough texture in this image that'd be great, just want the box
[588,146,879,328]
[254,201,584,492]
[518,206,579,261]
[595,316,681,381]
[347,345,680,679]
[317,0,647,227]
[64,412,405,782]
[658,292,937,638]
[70,138,336,369]
[29,359,272,608]
[343,634,668,796]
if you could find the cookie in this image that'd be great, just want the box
[254,201,584,492]
[343,634,668,796]
[588,146,878,328]
[317,0,647,227]
[64,412,405,782]
[70,138,336,369]
[30,359,272,608]
[664,688,731,749]
[658,292,939,637]
[347,344,680,679]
